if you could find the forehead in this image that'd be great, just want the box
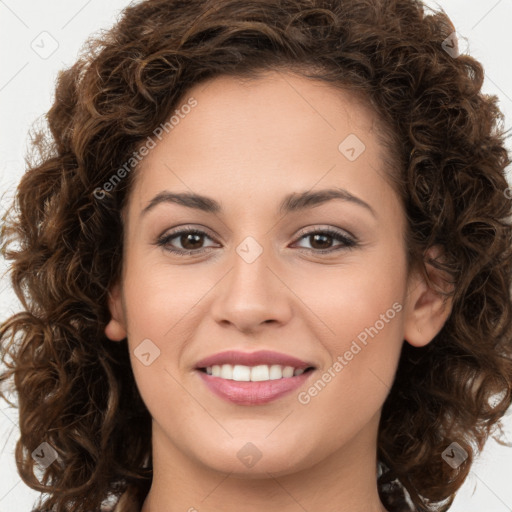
[126,70,398,221]
[167,70,381,155]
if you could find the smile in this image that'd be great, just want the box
[196,365,316,405]
[200,363,313,381]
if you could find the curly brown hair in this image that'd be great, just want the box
[1,0,512,511]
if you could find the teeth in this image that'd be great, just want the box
[269,364,283,380]
[251,365,269,381]
[282,366,294,378]
[232,364,250,381]
[221,364,233,379]
[206,364,308,381]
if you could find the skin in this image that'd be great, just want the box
[105,70,453,512]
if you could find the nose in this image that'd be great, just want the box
[210,237,293,334]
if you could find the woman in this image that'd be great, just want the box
[1,0,511,511]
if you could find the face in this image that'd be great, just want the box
[105,70,449,479]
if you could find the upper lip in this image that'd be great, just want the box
[195,350,315,370]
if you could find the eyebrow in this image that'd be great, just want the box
[140,187,377,219]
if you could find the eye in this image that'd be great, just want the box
[292,227,358,254]
[155,227,219,256]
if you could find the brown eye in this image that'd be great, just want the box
[293,228,358,254]
[179,232,205,250]
[156,228,218,256]
[308,233,334,250]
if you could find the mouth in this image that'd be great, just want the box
[193,349,317,405]
[197,364,316,381]
[195,364,317,405]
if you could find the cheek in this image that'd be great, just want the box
[121,272,195,428]
[122,257,212,336]
[290,247,406,353]
[328,272,404,353]
[291,251,406,413]
[119,260,185,383]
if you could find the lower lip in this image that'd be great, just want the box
[196,369,314,405]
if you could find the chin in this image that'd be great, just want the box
[189,434,320,478]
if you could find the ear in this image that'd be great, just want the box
[104,281,128,342]
[403,245,454,347]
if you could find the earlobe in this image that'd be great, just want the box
[104,282,128,342]
[403,245,454,348]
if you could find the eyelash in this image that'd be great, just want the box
[155,226,358,257]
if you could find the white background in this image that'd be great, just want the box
[1,1,511,511]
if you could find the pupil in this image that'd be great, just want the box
[312,234,331,249]
[183,233,202,249]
